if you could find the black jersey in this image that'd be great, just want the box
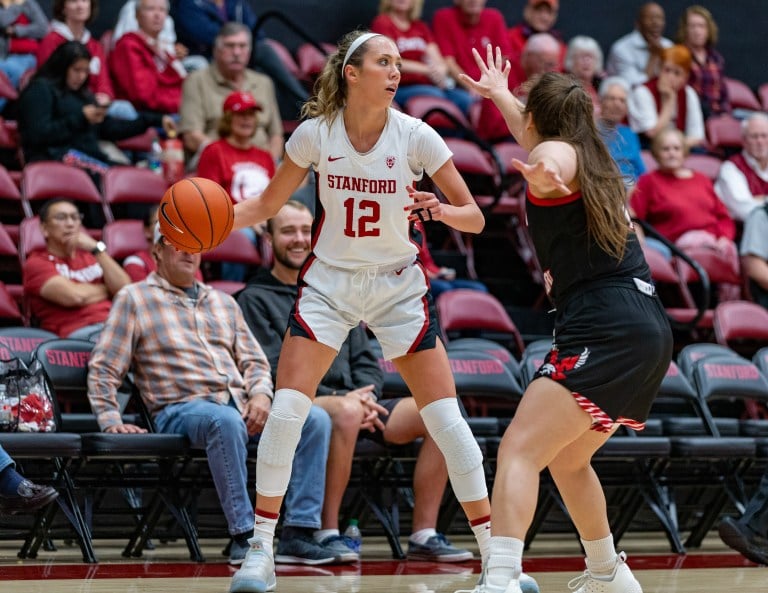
[525,187,650,306]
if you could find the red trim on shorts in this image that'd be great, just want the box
[407,262,431,354]
[571,392,646,433]
[294,254,318,341]
[526,186,582,207]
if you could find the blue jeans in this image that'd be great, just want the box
[0,53,36,111]
[430,278,488,300]
[154,399,330,535]
[0,444,13,474]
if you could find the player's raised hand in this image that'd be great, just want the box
[459,45,511,100]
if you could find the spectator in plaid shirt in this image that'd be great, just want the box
[676,5,730,119]
[87,223,333,566]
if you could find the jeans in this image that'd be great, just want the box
[0,53,36,112]
[154,398,330,535]
[0,444,13,474]
[430,278,488,300]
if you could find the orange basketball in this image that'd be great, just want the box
[158,177,234,253]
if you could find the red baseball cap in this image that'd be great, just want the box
[222,91,262,113]
[529,0,559,8]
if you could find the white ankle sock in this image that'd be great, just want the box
[485,536,523,590]
[581,534,618,575]
[410,528,437,545]
[470,516,492,564]
[253,512,278,555]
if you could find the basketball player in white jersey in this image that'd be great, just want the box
[225,30,539,593]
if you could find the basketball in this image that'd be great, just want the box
[158,177,234,253]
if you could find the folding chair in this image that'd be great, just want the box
[33,338,202,562]
[683,153,723,181]
[0,326,56,364]
[724,77,762,112]
[0,163,23,239]
[0,281,21,326]
[21,162,108,231]
[706,114,743,159]
[101,165,167,222]
[713,300,768,359]
[296,41,335,83]
[102,218,147,264]
[436,289,525,358]
[201,229,262,294]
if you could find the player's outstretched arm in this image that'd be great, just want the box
[232,156,308,231]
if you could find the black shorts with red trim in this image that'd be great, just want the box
[534,278,673,432]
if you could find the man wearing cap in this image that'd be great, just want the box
[507,0,565,90]
[88,224,337,566]
[179,21,284,170]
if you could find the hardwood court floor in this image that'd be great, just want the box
[0,534,766,593]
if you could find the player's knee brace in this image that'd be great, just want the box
[420,397,487,502]
[256,388,312,497]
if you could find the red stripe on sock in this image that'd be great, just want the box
[255,509,280,521]
[469,515,491,527]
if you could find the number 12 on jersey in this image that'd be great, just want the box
[344,197,381,237]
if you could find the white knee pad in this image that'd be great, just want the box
[256,388,312,497]
[420,398,487,502]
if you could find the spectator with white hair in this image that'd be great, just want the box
[597,76,646,188]
[564,35,604,114]
[715,113,768,222]
[517,32,561,92]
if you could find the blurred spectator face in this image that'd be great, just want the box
[653,129,686,172]
[41,201,83,248]
[600,83,629,124]
[683,12,709,48]
[154,237,201,287]
[230,111,258,142]
[62,0,91,24]
[268,206,313,271]
[522,39,560,78]
[66,57,90,90]
[637,3,665,43]
[454,0,486,23]
[658,60,687,92]
[570,50,597,81]
[524,2,558,32]
[136,0,168,39]
[743,117,768,162]
[214,31,252,77]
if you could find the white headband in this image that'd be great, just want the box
[342,33,381,70]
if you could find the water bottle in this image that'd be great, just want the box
[0,384,11,431]
[161,130,185,185]
[148,139,163,175]
[343,518,362,554]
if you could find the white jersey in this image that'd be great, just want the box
[286,108,452,269]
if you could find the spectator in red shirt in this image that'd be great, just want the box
[371,0,472,115]
[109,0,186,115]
[507,0,565,90]
[0,0,48,111]
[22,198,131,337]
[36,0,139,120]
[197,90,275,281]
[630,128,736,260]
[432,0,511,143]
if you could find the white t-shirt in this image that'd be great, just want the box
[628,84,705,141]
[286,108,452,269]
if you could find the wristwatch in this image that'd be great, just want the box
[91,241,107,255]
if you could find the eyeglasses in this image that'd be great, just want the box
[48,212,84,223]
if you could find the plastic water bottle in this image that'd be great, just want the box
[148,139,163,175]
[0,384,11,431]
[161,130,185,185]
[343,518,362,554]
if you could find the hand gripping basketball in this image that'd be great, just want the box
[158,177,235,253]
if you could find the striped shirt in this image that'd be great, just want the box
[87,272,273,430]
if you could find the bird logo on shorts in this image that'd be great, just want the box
[539,348,590,381]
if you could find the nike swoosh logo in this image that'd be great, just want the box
[159,202,185,235]
[328,155,345,162]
